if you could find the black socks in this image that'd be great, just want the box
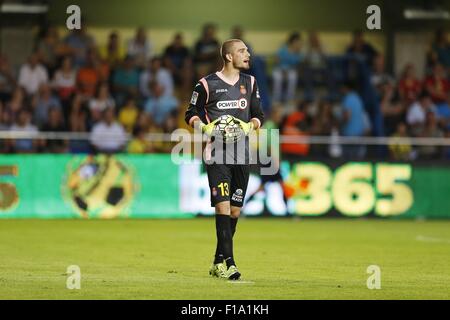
[214,215,238,266]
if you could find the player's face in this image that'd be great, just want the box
[231,42,250,70]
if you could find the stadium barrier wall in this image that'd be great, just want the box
[0,154,448,219]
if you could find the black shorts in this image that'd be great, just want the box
[205,164,250,208]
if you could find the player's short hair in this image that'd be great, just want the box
[220,39,244,63]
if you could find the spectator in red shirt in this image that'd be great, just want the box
[424,63,449,105]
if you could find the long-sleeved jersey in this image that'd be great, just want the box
[185,71,265,164]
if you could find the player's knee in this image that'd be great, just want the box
[230,207,241,218]
[215,202,231,215]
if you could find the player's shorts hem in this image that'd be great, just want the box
[230,201,244,208]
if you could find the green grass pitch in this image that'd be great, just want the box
[0,218,449,299]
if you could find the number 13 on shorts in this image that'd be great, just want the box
[218,182,229,196]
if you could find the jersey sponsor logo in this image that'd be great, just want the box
[240,85,247,95]
[190,91,199,105]
[215,88,228,93]
[216,99,247,110]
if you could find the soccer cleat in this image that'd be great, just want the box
[209,263,227,278]
[224,265,241,280]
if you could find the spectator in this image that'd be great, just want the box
[258,105,283,158]
[127,27,153,69]
[371,53,395,94]
[77,49,101,99]
[52,56,77,100]
[346,30,378,66]
[231,25,254,54]
[113,55,139,107]
[9,109,39,153]
[36,26,64,76]
[0,101,10,152]
[310,100,340,157]
[68,94,90,153]
[41,108,68,153]
[398,63,422,107]
[160,112,178,152]
[31,84,62,128]
[18,53,49,96]
[63,26,96,68]
[89,83,115,124]
[380,82,405,136]
[5,87,27,124]
[0,54,16,103]
[127,126,154,153]
[303,31,330,100]
[418,111,444,159]
[425,63,449,103]
[272,32,303,104]
[133,111,151,133]
[119,96,139,133]
[193,23,220,79]
[340,81,369,159]
[140,56,174,99]
[99,31,126,69]
[280,101,310,156]
[388,122,413,161]
[310,100,336,136]
[406,91,437,136]
[427,28,450,70]
[163,33,193,93]
[90,107,127,153]
[144,81,178,126]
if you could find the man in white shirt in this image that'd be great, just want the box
[18,53,49,96]
[90,107,127,153]
[139,57,174,98]
[407,92,437,136]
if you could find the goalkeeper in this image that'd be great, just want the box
[184,39,265,280]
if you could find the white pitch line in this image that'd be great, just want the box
[227,280,255,284]
[416,235,450,244]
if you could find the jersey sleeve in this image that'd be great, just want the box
[250,79,265,129]
[185,82,207,126]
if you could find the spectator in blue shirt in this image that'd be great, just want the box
[144,81,178,126]
[113,55,139,107]
[64,27,95,68]
[427,28,450,71]
[340,82,369,159]
[32,83,61,129]
[272,32,303,104]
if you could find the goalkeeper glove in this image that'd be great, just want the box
[234,118,255,136]
[198,119,219,137]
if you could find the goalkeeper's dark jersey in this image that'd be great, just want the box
[185,71,265,165]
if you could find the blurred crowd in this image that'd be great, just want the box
[0,23,449,160]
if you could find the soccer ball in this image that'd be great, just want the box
[213,115,244,143]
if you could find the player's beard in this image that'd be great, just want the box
[234,60,250,70]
